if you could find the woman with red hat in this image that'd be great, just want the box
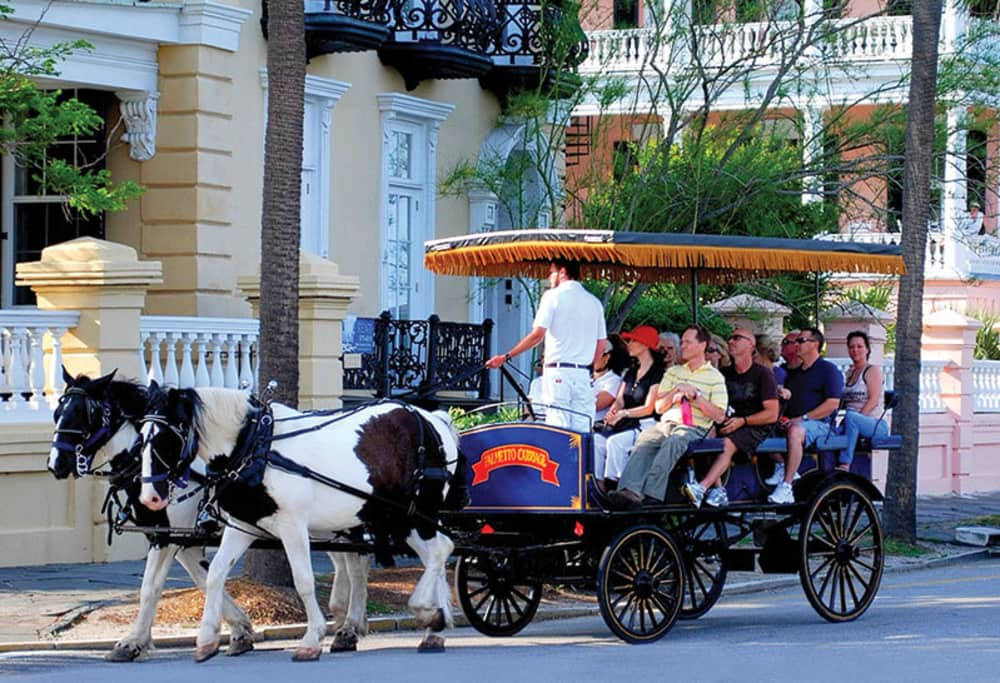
[596,325,666,491]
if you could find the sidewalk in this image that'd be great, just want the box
[1,491,998,652]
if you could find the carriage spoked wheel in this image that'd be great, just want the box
[597,525,684,644]
[455,553,542,637]
[666,517,728,620]
[799,481,884,623]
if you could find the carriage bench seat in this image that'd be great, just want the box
[684,432,902,457]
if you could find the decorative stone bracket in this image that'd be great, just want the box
[117,90,160,161]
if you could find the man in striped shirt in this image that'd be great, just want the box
[608,325,728,508]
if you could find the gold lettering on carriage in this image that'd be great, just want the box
[471,444,560,486]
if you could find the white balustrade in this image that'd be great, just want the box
[580,28,658,73]
[580,14,920,75]
[973,360,1000,412]
[0,310,80,416]
[140,316,259,390]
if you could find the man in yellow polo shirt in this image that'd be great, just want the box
[608,325,728,508]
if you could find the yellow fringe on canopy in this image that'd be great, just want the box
[424,240,906,283]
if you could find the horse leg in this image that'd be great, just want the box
[175,547,254,657]
[279,524,327,661]
[105,544,179,662]
[327,552,350,629]
[330,553,369,652]
[195,528,254,663]
[405,529,455,653]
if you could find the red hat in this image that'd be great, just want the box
[620,325,659,350]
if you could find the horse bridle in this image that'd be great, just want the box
[140,413,199,491]
[51,387,116,477]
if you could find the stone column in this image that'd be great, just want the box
[16,238,163,381]
[239,252,361,410]
[16,237,162,562]
[706,294,790,340]
[140,43,248,317]
[922,309,981,494]
[822,302,893,366]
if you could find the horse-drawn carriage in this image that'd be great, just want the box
[425,229,905,643]
[47,229,904,660]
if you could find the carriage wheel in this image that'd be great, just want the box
[455,553,542,637]
[674,519,728,620]
[597,525,684,644]
[799,481,884,623]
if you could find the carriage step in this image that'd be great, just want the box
[954,526,1000,547]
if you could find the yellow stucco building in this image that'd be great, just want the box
[0,0,578,565]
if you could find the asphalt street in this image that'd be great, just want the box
[2,559,997,683]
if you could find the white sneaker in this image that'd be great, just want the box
[764,463,785,487]
[768,481,795,505]
[682,481,705,507]
[764,463,802,487]
[705,486,729,508]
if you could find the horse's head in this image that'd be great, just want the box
[48,367,122,479]
[139,383,203,511]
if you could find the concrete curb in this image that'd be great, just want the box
[0,549,993,655]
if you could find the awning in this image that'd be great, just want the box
[424,229,905,282]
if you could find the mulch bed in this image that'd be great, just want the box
[80,566,588,632]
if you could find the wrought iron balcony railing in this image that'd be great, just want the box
[377,0,500,90]
[261,0,393,59]
[483,0,589,101]
[343,312,494,401]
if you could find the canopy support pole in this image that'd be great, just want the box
[814,273,821,327]
[691,269,699,324]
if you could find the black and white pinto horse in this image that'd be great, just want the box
[138,386,466,662]
[47,369,255,661]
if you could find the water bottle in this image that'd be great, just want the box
[680,397,694,426]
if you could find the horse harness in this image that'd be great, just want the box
[173,399,459,532]
[51,387,117,478]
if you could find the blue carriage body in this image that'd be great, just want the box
[459,422,594,512]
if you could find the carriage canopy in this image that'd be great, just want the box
[424,229,905,282]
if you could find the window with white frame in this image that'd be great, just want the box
[259,72,349,260]
[377,94,454,321]
[1,89,110,307]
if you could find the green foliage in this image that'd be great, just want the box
[0,7,143,214]
[968,309,1000,360]
[449,404,524,431]
[575,124,839,238]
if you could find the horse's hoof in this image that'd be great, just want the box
[292,647,321,661]
[428,608,447,633]
[227,635,255,657]
[105,643,142,662]
[194,643,221,663]
[329,630,359,652]
[418,635,446,653]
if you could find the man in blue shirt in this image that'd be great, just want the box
[769,327,843,504]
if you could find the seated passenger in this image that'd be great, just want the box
[838,330,888,471]
[595,326,664,488]
[608,325,728,509]
[707,333,731,370]
[658,331,680,366]
[682,328,779,508]
[768,327,844,504]
[755,334,790,399]
[592,339,622,422]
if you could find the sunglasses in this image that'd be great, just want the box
[707,346,720,354]
[795,337,817,344]
[780,339,795,346]
[728,334,752,342]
